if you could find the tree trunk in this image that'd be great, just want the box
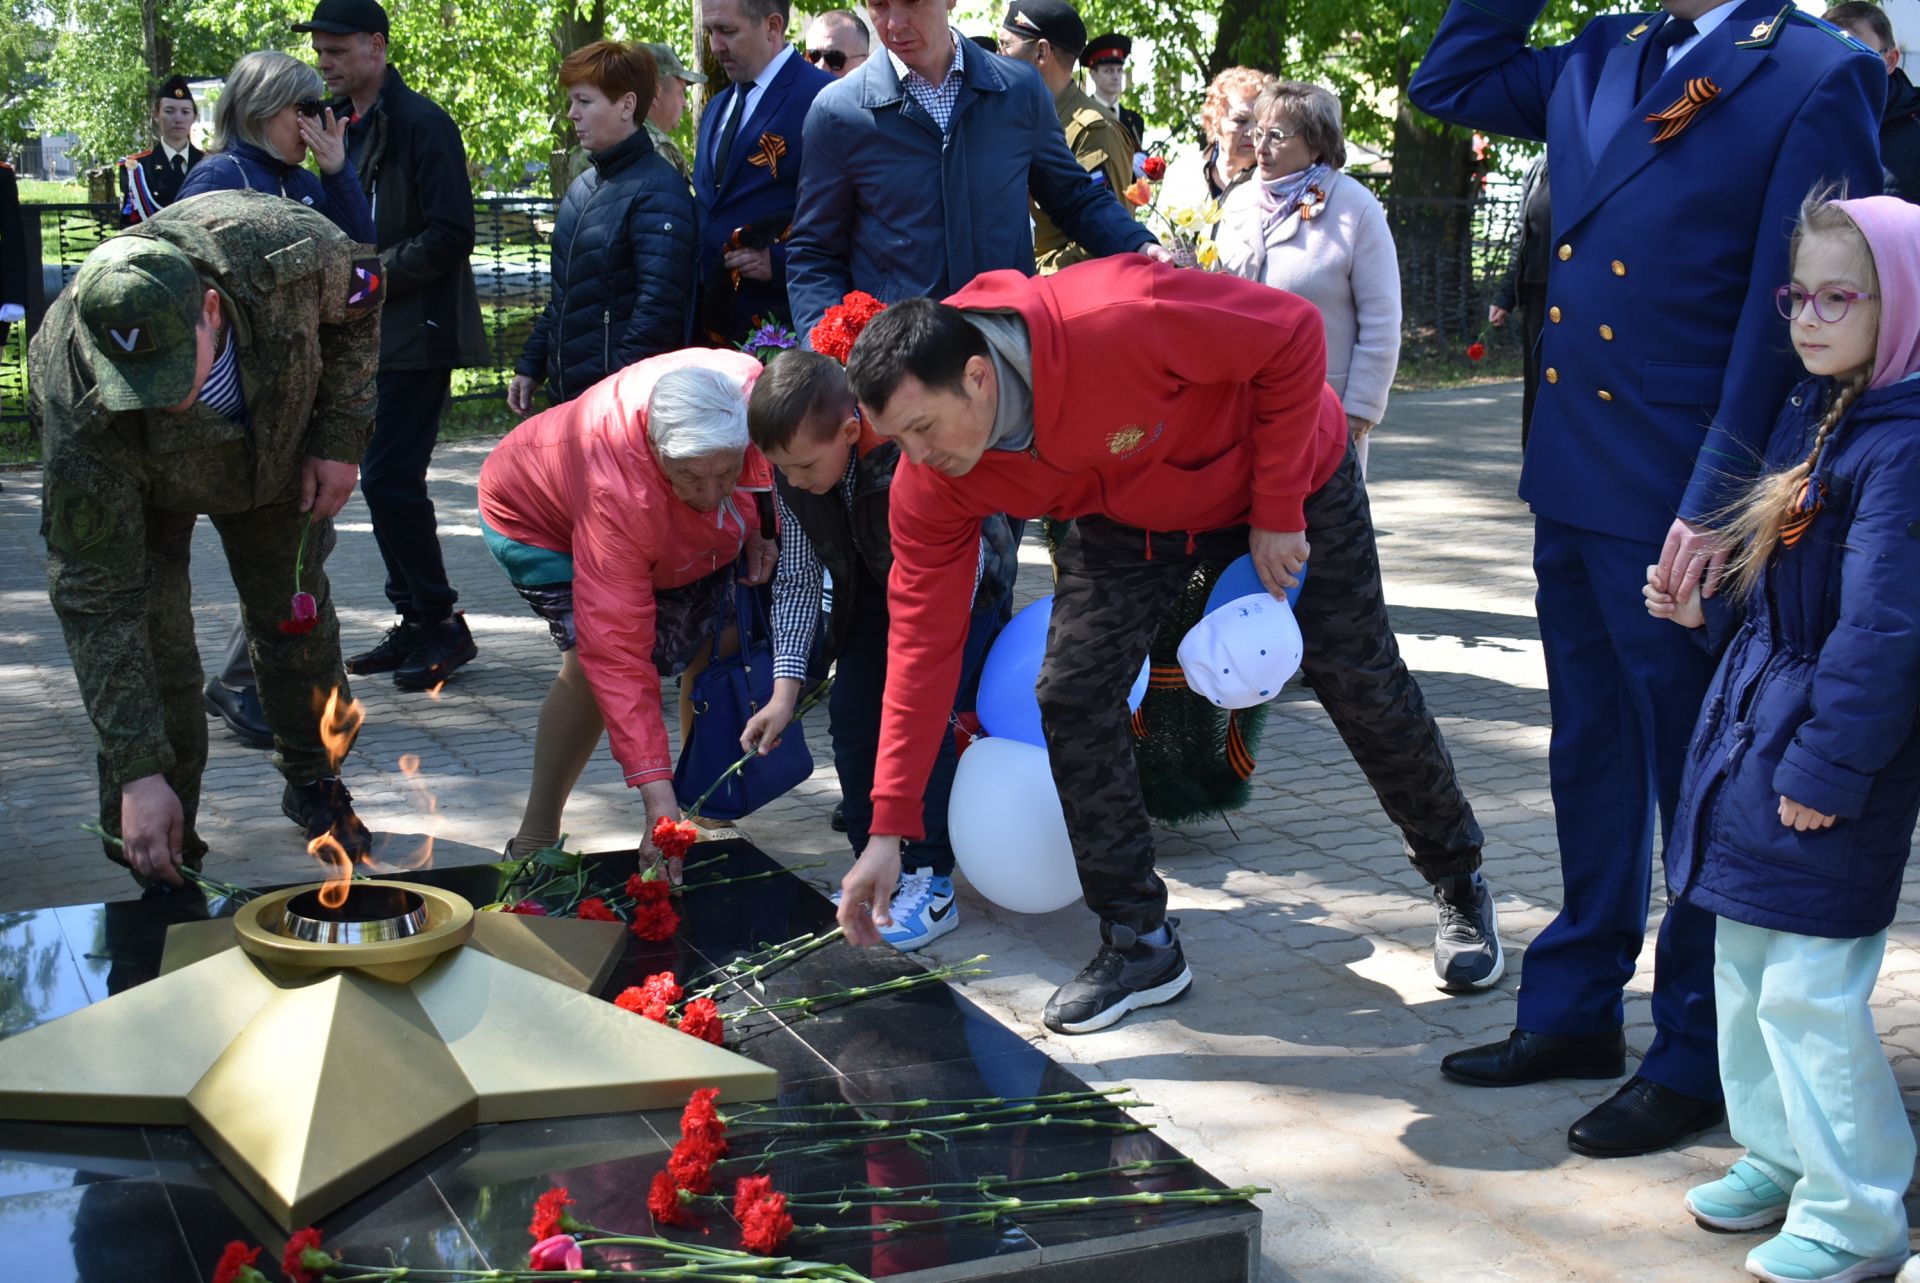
[1206,0,1287,82]
[1389,81,1484,344]
[138,0,168,81]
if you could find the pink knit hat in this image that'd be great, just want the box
[1834,195,1920,390]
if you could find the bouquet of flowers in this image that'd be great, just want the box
[1124,159,1224,271]
[738,315,799,365]
[807,290,887,363]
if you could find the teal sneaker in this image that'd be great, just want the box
[878,869,959,952]
[1745,1232,1909,1283]
[1685,1160,1790,1231]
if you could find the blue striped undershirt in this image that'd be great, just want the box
[195,327,246,422]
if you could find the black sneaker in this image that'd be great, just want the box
[1042,918,1192,1035]
[830,802,847,832]
[282,776,373,859]
[394,614,477,691]
[347,620,424,676]
[1434,872,1505,993]
[203,679,273,749]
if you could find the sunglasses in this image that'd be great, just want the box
[295,98,330,118]
[805,48,848,70]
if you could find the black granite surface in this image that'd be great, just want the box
[0,842,1258,1282]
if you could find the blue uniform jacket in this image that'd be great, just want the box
[175,142,376,246]
[1410,0,1884,542]
[1667,375,1920,937]
[785,45,1152,338]
[694,51,834,339]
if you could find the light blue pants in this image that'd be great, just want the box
[1715,917,1914,1256]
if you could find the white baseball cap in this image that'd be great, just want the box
[1177,588,1303,710]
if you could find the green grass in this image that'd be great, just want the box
[16,178,89,204]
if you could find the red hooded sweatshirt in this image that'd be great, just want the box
[870,256,1347,839]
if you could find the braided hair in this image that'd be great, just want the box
[1718,190,1878,600]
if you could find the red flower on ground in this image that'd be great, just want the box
[631,897,681,941]
[529,1186,581,1240]
[613,985,673,1023]
[649,1168,695,1226]
[528,1234,585,1272]
[677,996,724,1044]
[576,896,616,922]
[1142,155,1167,181]
[640,970,684,1008]
[628,872,674,905]
[281,1228,330,1283]
[650,816,699,860]
[210,1242,264,1283]
[278,591,319,636]
[679,1085,728,1152]
[505,900,548,916]
[667,1133,723,1194]
[734,1174,794,1255]
[1467,341,1486,362]
[807,290,888,362]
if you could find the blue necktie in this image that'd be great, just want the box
[1637,17,1697,102]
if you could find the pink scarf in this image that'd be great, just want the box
[1835,195,1920,390]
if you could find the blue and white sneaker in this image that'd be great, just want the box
[878,867,959,952]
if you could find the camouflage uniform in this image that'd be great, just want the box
[646,120,692,186]
[1032,80,1134,274]
[29,189,381,871]
[1036,444,1483,932]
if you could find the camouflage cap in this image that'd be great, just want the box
[647,43,707,84]
[71,236,205,412]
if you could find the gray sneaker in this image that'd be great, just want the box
[1433,872,1504,992]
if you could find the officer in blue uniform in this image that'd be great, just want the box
[1410,0,1882,1158]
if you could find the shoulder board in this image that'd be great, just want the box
[1734,3,1794,49]
[1781,9,1874,52]
[1622,15,1657,43]
[125,148,154,162]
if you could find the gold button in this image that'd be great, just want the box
[1598,389,1613,401]
[1545,367,1558,384]
[1558,244,1573,261]
[1549,306,1562,323]
[1599,324,1614,340]
[1611,260,1626,276]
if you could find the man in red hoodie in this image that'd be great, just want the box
[840,256,1499,1033]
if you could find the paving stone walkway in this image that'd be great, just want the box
[4,382,1917,1282]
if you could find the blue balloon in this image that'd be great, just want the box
[1207,554,1306,612]
[976,595,1149,746]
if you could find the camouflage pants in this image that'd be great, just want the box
[1037,445,1483,933]
[94,500,352,873]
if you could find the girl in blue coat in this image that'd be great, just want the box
[1646,192,1920,1283]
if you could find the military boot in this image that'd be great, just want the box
[283,776,373,860]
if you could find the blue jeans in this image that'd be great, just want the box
[830,589,998,877]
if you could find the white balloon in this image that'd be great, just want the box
[948,737,1084,915]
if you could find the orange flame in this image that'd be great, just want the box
[426,681,447,700]
[389,752,441,872]
[309,830,355,910]
[317,686,366,775]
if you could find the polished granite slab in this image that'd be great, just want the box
[0,841,1258,1282]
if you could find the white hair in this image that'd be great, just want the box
[647,366,750,459]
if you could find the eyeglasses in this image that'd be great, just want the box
[1775,284,1878,324]
[1255,127,1306,147]
[805,48,848,70]
[295,98,329,118]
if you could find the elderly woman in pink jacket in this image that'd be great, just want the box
[1217,80,1402,477]
[479,349,776,861]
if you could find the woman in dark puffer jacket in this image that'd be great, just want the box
[510,42,698,413]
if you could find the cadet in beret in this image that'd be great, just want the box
[1083,33,1146,157]
[119,75,204,227]
[29,190,383,890]
[999,0,1134,273]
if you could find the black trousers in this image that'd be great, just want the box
[362,368,458,623]
[1035,446,1483,933]
[1519,280,1548,450]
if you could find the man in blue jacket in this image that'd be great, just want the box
[785,0,1162,338]
[695,0,833,344]
[1410,0,1883,1158]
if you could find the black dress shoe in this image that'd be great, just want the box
[394,614,477,691]
[830,802,847,832]
[1567,1075,1724,1158]
[1440,1028,1627,1087]
[204,680,273,749]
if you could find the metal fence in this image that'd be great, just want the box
[1,185,1526,443]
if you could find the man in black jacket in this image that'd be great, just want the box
[298,0,488,691]
[1825,3,1920,200]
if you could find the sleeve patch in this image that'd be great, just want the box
[46,484,118,560]
[347,257,384,312]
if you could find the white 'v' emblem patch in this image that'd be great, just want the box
[109,328,140,352]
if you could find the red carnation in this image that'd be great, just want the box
[628,871,674,905]
[641,970,685,1008]
[529,1234,585,1272]
[680,1085,728,1153]
[278,591,318,636]
[281,1228,331,1283]
[505,900,548,916]
[649,1168,695,1227]
[1467,341,1486,362]
[734,1175,794,1255]
[614,985,673,1022]
[631,897,681,941]
[576,896,616,922]
[808,290,888,362]
[529,1186,581,1241]
[1142,155,1167,181]
[677,996,724,1045]
[650,816,699,860]
[668,1133,723,1194]
[210,1242,265,1283]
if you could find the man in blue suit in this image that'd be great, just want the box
[1410,1,1882,1158]
[785,0,1161,338]
[695,0,833,344]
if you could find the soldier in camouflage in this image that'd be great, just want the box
[30,188,382,889]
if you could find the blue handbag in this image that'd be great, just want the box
[672,579,814,821]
